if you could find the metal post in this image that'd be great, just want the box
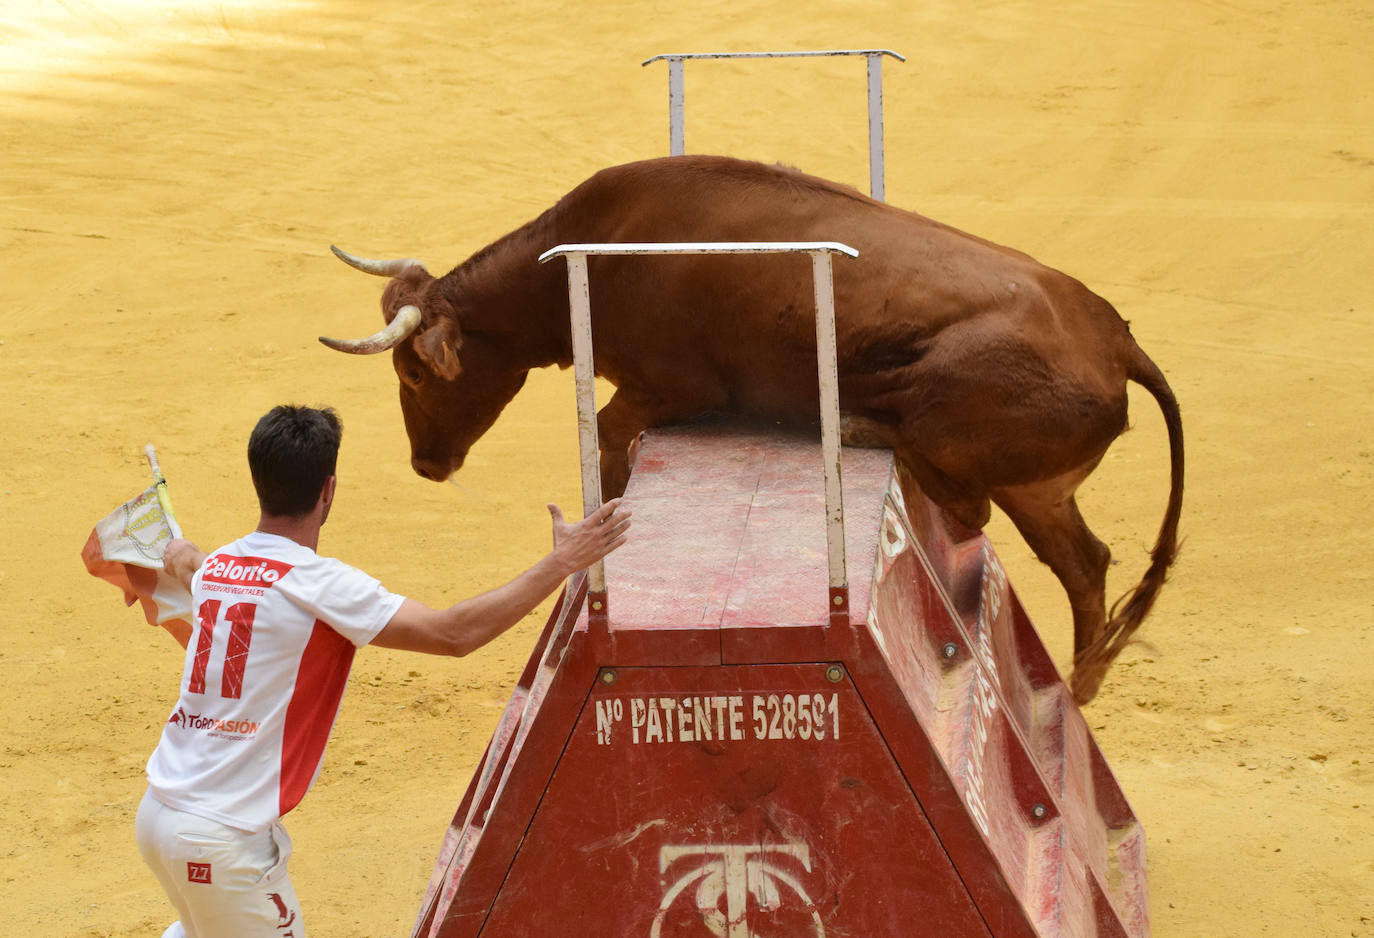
[539,241,858,625]
[866,53,886,203]
[561,252,609,620]
[668,57,685,156]
[810,251,847,621]
[642,49,904,200]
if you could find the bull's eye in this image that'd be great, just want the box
[401,366,424,388]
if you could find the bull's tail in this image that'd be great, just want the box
[1079,342,1185,681]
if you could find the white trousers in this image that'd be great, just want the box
[135,790,306,938]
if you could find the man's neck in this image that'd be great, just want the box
[255,513,322,551]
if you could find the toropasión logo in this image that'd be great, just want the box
[167,706,261,739]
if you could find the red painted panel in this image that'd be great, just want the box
[861,468,1149,938]
[481,664,994,938]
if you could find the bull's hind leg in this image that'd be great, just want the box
[991,473,1113,703]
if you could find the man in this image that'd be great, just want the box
[137,404,630,938]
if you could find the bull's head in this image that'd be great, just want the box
[321,246,528,482]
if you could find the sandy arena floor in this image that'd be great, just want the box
[2,1,1371,935]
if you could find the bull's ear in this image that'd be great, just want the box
[414,320,462,381]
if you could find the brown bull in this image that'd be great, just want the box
[322,155,1183,702]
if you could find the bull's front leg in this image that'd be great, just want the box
[595,390,655,499]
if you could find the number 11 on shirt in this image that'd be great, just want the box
[188,599,257,699]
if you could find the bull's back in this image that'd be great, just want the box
[557,156,1134,419]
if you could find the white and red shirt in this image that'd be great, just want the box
[146,531,405,832]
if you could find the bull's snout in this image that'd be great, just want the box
[411,452,463,482]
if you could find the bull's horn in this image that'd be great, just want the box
[330,244,427,277]
[319,304,422,354]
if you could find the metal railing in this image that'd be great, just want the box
[537,240,860,626]
[642,49,905,201]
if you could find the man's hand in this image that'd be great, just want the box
[547,498,631,576]
[373,499,633,657]
[163,537,206,590]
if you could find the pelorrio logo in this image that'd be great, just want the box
[202,554,293,587]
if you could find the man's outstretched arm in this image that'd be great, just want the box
[371,498,630,657]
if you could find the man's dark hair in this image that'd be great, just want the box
[247,405,343,517]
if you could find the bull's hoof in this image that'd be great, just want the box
[1069,641,1113,704]
[1069,664,1106,705]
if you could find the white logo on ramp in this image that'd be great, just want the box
[651,843,824,938]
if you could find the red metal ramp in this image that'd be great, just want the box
[410,427,1148,938]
